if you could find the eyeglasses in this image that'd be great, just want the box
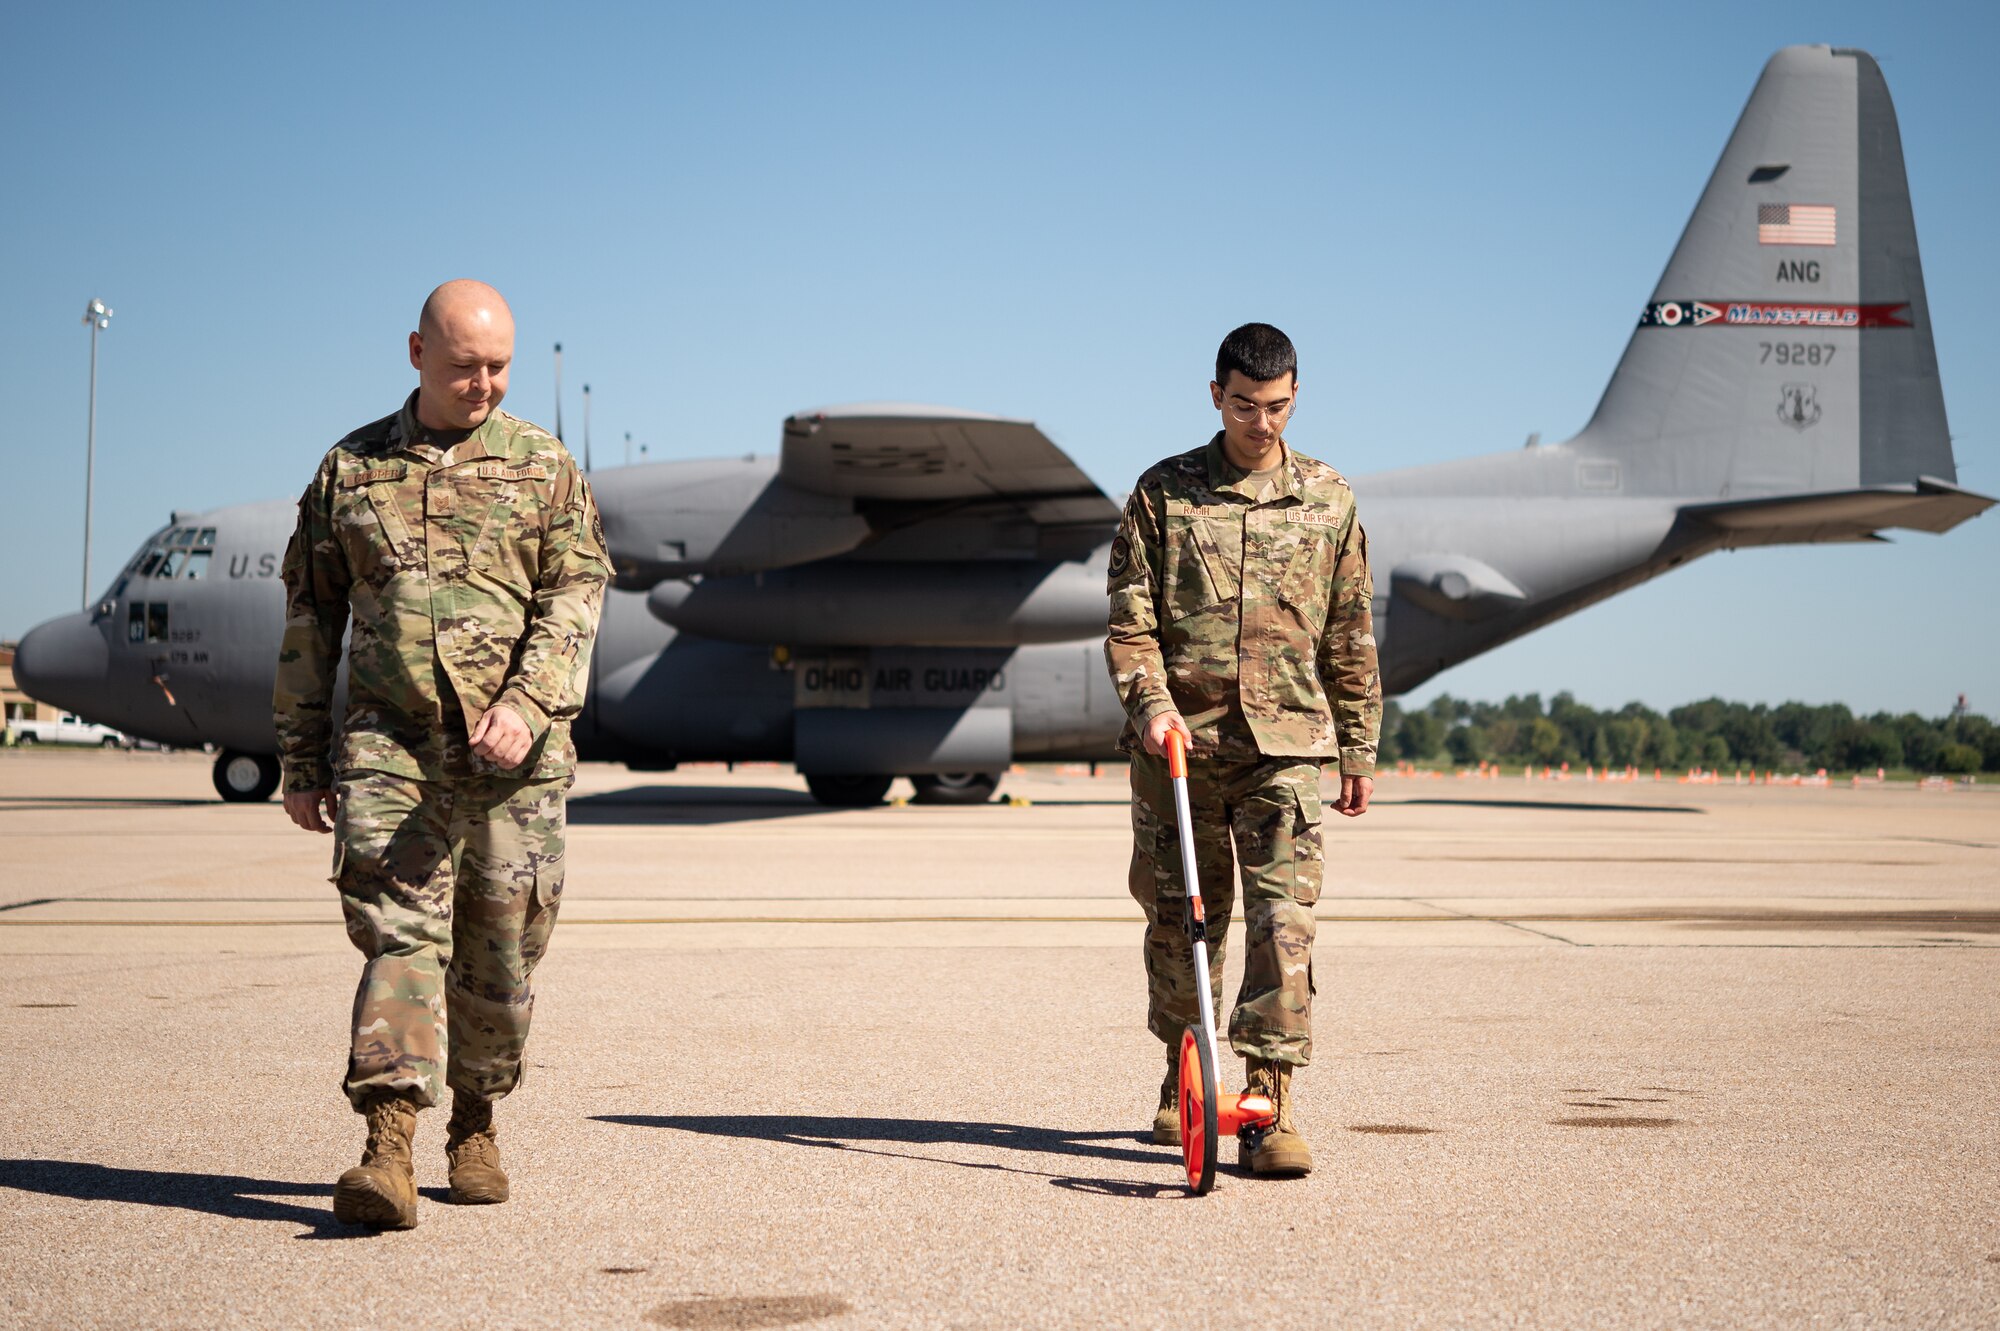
[1224,399,1293,426]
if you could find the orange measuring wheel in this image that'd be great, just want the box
[1163,732,1277,1194]
[1178,1025,1218,1194]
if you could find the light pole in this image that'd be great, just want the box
[81,298,112,609]
[624,431,633,467]
[582,383,592,471]
[552,342,564,442]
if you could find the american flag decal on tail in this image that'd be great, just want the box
[1757,203,1836,245]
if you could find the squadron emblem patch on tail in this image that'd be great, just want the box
[1777,383,1821,430]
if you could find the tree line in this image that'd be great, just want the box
[1383,693,1998,775]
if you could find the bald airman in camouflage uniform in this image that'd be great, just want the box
[275,280,608,1228]
[1106,323,1380,1177]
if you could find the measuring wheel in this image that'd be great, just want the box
[1178,1025,1219,1194]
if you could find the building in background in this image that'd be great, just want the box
[2,643,57,730]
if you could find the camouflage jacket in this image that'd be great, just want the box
[274,394,609,793]
[1105,434,1381,776]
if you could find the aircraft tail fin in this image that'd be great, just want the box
[1572,46,1958,503]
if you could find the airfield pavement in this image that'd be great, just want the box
[0,748,1994,1330]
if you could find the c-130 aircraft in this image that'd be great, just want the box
[15,46,1991,806]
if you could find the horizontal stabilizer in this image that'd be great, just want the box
[1679,477,1993,545]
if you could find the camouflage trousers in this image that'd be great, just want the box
[331,768,570,1111]
[1127,750,1323,1066]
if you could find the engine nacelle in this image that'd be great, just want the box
[646,554,1110,647]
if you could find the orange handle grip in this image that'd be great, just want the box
[1165,726,1187,780]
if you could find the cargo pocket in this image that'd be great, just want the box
[1289,778,1324,907]
[522,851,565,971]
[533,851,566,910]
[331,841,377,956]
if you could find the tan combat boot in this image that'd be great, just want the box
[1239,1057,1313,1176]
[332,1093,420,1228]
[1152,1043,1181,1146]
[446,1093,510,1204]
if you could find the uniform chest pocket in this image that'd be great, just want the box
[331,480,417,583]
[434,476,541,590]
[1275,529,1335,633]
[1163,512,1240,620]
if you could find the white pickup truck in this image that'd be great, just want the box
[6,713,129,748]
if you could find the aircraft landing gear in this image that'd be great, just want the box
[803,773,895,807]
[908,772,1000,805]
[213,750,281,803]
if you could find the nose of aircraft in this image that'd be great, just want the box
[13,612,111,715]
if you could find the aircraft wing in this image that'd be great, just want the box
[779,403,1119,528]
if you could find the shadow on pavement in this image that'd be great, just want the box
[570,784,1131,822]
[1048,1176,1193,1199]
[0,1159,365,1238]
[594,1113,1172,1179]
[570,785,832,827]
[1383,798,1702,815]
[0,796,212,810]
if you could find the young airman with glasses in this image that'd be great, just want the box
[1104,323,1382,1175]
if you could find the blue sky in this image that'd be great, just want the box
[3,0,1994,718]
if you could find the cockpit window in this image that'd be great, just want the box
[127,604,145,643]
[132,524,221,579]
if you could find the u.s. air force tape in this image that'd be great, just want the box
[475,462,553,481]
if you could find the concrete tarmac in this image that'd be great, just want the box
[0,749,1994,1329]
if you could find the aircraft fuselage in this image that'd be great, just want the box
[11,456,1705,781]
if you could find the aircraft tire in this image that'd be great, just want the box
[908,772,999,805]
[803,773,895,807]
[213,750,281,804]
